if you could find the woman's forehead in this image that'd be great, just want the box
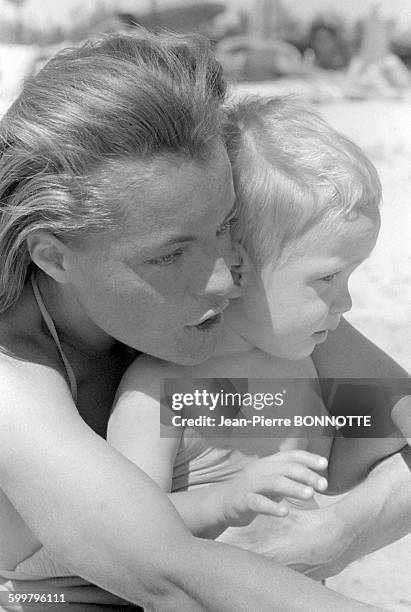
[94,146,234,248]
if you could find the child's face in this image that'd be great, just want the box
[229,213,379,359]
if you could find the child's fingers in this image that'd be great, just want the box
[246,493,289,518]
[269,450,328,471]
[281,463,328,492]
[257,475,315,501]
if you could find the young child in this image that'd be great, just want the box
[107,96,405,543]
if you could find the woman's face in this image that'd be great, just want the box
[65,142,238,365]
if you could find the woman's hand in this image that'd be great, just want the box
[280,449,411,580]
[219,450,328,527]
[220,503,351,580]
[259,505,352,579]
[233,450,411,581]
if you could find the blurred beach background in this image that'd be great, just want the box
[0,0,410,609]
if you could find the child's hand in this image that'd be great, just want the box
[220,450,328,527]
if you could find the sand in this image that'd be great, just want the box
[318,100,411,611]
[320,100,411,374]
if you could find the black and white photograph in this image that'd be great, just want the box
[0,0,410,610]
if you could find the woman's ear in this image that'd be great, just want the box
[26,231,71,283]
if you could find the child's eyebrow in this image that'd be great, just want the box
[313,254,370,277]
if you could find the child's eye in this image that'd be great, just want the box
[147,249,184,266]
[320,273,338,282]
[217,216,239,236]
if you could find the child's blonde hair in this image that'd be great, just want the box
[226,96,381,268]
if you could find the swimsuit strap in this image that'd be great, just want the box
[30,270,78,403]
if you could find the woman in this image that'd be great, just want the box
[0,30,406,611]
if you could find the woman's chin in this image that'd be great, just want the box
[154,320,223,365]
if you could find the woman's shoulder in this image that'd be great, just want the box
[0,312,77,437]
[0,323,58,395]
[0,351,76,424]
[0,283,49,362]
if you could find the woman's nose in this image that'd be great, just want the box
[195,255,235,297]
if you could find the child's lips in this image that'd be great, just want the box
[314,319,341,336]
[312,330,329,341]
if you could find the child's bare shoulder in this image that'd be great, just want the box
[116,356,227,415]
[123,353,318,391]
[127,354,207,379]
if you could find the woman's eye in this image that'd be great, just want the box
[217,216,239,236]
[148,249,184,266]
[320,273,338,282]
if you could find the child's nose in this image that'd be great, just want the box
[330,286,352,315]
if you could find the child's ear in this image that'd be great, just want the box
[229,243,253,298]
[26,231,71,283]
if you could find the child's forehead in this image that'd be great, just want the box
[266,213,379,274]
[314,214,379,255]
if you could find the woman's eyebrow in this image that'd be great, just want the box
[158,234,197,248]
[156,202,239,249]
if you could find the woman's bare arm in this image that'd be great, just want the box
[0,357,384,612]
[319,447,411,575]
[256,447,411,581]
[313,318,409,379]
[312,317,409,488]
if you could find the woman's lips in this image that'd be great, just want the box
[192,312,223,330]
[188,300,230,327]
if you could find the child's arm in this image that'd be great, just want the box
[108,357,328,537]
[107,358,181,491]
[108,358,240,536]
[108,362,226,536]
[312,317,410,491]
[171,449,328,538]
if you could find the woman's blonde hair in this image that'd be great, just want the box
[0,30,226,312]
